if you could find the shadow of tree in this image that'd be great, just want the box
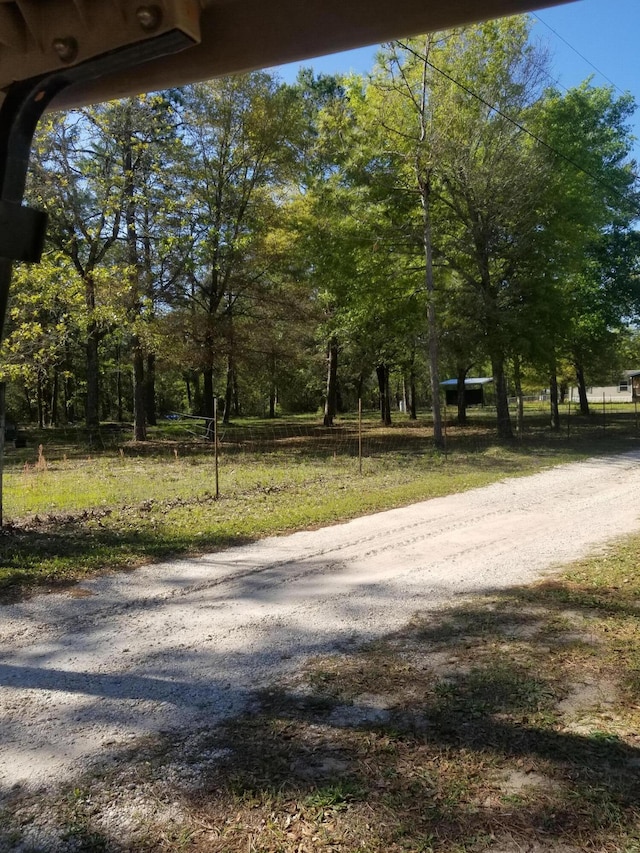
[0,523,254,603]
[2,573,640,850]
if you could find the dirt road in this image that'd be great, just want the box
[2,451,640,794]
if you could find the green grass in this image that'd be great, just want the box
[2,406,637,600]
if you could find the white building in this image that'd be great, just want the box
[567,370,640,404]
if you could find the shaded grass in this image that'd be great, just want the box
[4,532,640,852]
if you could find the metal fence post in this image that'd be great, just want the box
[358,398,363,475]
[214,395,219,499]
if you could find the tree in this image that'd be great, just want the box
[365,35,460,443]
[0,254,83,427]
[349,20,550,440]
[429,19,550,440]
[532,82,640,418]
[28,109,131,428]
[107,93,185,439]
[171,74,304,424]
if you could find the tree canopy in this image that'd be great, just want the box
[2,16,638,440]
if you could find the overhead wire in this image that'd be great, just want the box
[393,39,640,218]
[532,12,627,97]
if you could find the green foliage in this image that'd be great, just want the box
[2,18,638,438]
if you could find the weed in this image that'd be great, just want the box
[303,781,364,810]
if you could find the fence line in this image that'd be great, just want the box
[162,399,640,462]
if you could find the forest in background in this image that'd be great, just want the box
[2,14,639,444]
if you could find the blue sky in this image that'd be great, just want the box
[270,0,640,164]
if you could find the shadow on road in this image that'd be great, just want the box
[2,573,640,851]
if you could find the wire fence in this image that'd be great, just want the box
[16,397,640,471]
[162,397,640,462]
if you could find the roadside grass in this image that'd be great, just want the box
[2,408,623,601]
[3,532,640,851]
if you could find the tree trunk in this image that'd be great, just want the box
[513,355,524,436]
[36,373,44,429]
[421,176,443,447]
[64,343,75,424]
[132,338,147,442]
[323,337,339,427]
[24,386,34,422]
[193,372,202,415]
[85,318,100,428]
[145,353,156,426]
[64,376,74,424]
[185,375,192,411]
[143,204,157,427]
[456,366,468,425]
[203,368,214,421]
[376,363,392,426]
[575,363,590,416]
[232,368,240,417]
[491,353,513,440]
[409,364,417,420]
[223,352,234,425]
[549,365,560,431]
[125,120,148,442]
[268,354,277,419]
[50,370,59,427]
[116,342,123,422]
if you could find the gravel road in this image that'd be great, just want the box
[2,450,640,795]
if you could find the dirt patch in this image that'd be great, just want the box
[499,769,561,795]
[557,678,617,715]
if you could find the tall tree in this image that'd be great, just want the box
[429,19,549,439]
[107,93,184,439]
[173,73,304,422]
[28,109,129,428]
[532,82,640,418]
[347,21,552,440]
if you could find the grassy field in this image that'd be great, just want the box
[2,404,635,601]
[2,407,640,850]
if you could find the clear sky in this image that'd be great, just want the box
[269,0,640,164]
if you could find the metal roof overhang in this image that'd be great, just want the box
[0,0,578,110]
[441,378,494,387]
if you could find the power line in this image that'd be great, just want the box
[394,41,639,215]
[532,12,627,97]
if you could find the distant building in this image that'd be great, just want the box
[440,377,494,407]
[568,370,640,404]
